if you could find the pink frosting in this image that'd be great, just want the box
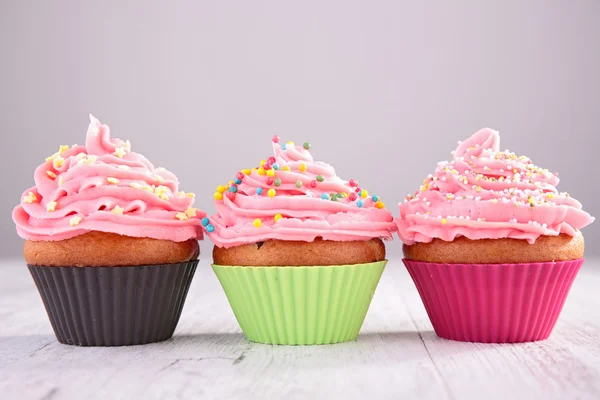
[13,115,205,242]
[207,140,396,248]
[397,128,594,245]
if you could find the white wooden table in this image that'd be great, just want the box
[1,257,599,400]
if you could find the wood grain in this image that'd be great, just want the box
[0,258,599,400]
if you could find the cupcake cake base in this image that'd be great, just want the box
[212,261,387,345]
[403,259,583,343]
[29,261,198,346]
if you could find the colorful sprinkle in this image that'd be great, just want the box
[253,218,262,228]
[69,216,82,226]
[331,193,338,201]
[272,163,279,170]
[272,135,280,143]
[185,207,198,218]
[213,192,223,200]
[111,205,123,215]
[268,157,276,164]
[281,144,287,150]
[258,167,266,176]
[360,190,368,198]
[268,188,276,197]
[256,187,263,195]
[274,213,282,222]
[282,165,290,171]
[206,224,215,233]
[349,192,358,201]
[260,160,266,167]
[316,175,324,182]
[441,218,448,224]
[242,169,251,175]
[226,191,236,200]
[321,193,330,200]
[201,217,210,227]
[46,171,57,179]
[266,169,275,177]
[266,177,274,186]
[107,177,119,184]
[264,163,272,170]
[234,178,242,184]
[303,142,311,150]
[372,195,379,203]
[229,185,238,193]
[310,180,317,188]
[296,180,302,188]
[375,201,385,209]
[216,185,226,193]
[356,200,364,208]
[274,178,281,187]
[299,163,307,172]
[349,179,358,187]
[236,172,245,180]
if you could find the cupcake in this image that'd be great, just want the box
[206,137,396,345]
[397,128,594,343]
[12,115,206,346]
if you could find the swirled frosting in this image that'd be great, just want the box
[206,138,396,248]
[13,115,205,242]
[397,128,594,245]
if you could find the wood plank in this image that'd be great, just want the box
[0,259,599,399]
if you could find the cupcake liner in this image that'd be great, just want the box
[212,261,387,345]
[28,260,198,346]
[403,259,584,343]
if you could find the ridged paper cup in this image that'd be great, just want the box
[28,260,198,346]
[403,259,583,343]
[212,261,387,345]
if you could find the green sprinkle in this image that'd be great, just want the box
[274,178,281,187]
[296,180,302,188]
[303,142,311,150]
[330,193,337,201]
[316,175,324,182]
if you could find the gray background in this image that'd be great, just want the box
[1,1,598,258]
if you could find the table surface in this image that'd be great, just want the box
[1,257,599,400]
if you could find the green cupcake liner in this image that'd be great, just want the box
[212,261,387,345]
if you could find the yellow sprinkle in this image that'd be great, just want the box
[23,192,37,204]
[45,152,59,162]
[441,218,447,224]
[187,192,195,198]
[342,192,348,198]
[76,152,87,160]
[54,156,64,168]
[287,141,294,146]
[175,212,188,221]
[216,185,226,193]
[46,170,57,179]
[257,167,266,176]
[451,169,458,175]
[547,193,555,199]
[114,147,127,158]
[260,160,266,167]
[176,191,186,198]
[242,169,251,175]
[58,176,64,186]
[107,177,119,184]
[375,201,385,209]
[266,169,275,177]
[361,190,368,198]
[268,188,276,198]
[130,182,141,189]
[528,197,535,204]
[253,218,262,228]
[421,185,428,192]
[46,201,57,212]
[213,192,223,200]
[59,145,70,154]
[118,165,131,170]
[299,163,307,172]
[84,155,97,165]
[513,169,518,173]
[69,216,82,226]
[282,165,291,172]
[229,180,234,186]
[185,208,197,218]
[274,213,282,222]
[111,206,124,215]
[154,175,165,183]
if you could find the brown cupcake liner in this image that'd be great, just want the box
[28,260,198,346]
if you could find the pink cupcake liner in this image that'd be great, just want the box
[403,259,584,343]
